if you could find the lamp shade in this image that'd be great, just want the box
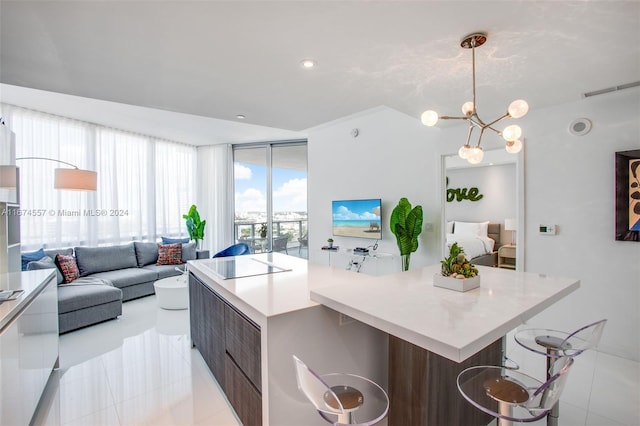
[54,168,97,191]
[0,165,18,189]
[504,218,517,231]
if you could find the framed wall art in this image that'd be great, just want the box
[615,149,640,241]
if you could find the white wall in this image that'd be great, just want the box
[307,90,640,361]
[307,107,444,272]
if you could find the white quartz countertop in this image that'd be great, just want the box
[188,253,370,321]
[188,255,579,363]
[0,269,56,331]
[311,265,580,363]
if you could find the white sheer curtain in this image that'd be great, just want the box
[197,144,233,254]
[155,140,197,239]
[1,104,196,250]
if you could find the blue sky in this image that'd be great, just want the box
[332,199,381,220]
[234,163,307,213]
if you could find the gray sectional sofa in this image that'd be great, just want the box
[25,242,207,334]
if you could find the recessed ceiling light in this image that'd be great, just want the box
[300,59,316,69]
[236,114,246,119]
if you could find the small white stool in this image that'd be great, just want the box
[153,275,188,310]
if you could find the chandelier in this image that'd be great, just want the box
[421,33,528,164]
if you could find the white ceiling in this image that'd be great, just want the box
[1,1,639,146]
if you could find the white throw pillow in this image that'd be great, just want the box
[478,221,490,237]
[454,221,481,236]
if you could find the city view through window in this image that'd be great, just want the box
[233,143,307,258]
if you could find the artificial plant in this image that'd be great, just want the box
[390,197,423,271]
[440,242,478,278]
[183,205,206,246]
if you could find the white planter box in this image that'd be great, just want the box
[433,273,480,292]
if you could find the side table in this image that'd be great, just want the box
[498,245,516,269]
[154,274,188,310]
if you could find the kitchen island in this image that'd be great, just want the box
[188,253,579,426]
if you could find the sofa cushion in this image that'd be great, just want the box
[182,242,197,262]
[55,254,81,283]
[21,248,46,271]
[157,243,182,265]
[143,264,184,280]
[75,243,138,276]
[162,236,190,244]
[27,256,64,284]
[57,279,122,314]
[88,268,158,289]
[44,247,73,259]
[134,242,159,267]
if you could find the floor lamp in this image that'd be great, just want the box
[0,157,97,191]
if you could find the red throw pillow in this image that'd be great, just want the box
[157,243,183,265]
[55,254,80,283]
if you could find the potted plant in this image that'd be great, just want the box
[435,242,480,292]
[182,205,206,249]
[258,223,268,238]
[390,197,423,271]
[327,238,334,248]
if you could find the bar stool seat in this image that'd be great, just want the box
[514,319,607,359]
[457,356,574,426]
[293,355,389,426]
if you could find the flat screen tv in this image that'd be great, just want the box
[332,198,382,239]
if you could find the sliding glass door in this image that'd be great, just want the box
[233,141,307,258]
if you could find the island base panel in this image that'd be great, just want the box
[388,335,502,426]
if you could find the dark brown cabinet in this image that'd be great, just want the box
[189,273,262,425]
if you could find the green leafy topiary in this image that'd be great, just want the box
[390,197,423,271]
[183,205,206,244]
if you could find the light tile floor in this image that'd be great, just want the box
[32,296,639,426]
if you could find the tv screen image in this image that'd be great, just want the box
[332,199,382,239]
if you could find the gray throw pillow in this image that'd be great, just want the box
[182,242,197,262]
[134,242,159,267]
[26,255,64,285]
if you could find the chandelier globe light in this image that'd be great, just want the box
[421,32,528,163]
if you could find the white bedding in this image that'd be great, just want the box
[446,233,495,260]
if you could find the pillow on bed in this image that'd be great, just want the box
[454,221,491,237]
[478,221,490,238]
[454,221,481,236]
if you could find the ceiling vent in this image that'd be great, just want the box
[583,81,640,98]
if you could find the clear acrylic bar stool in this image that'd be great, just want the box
[457,356,574,426]
[292,355,389,426]
[513,319,607,426]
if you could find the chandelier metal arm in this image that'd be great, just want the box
[464,124,475,147]
[440,115,471,121]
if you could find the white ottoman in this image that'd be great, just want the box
[153,275,188,310]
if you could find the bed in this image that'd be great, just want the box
[446,221,501,267]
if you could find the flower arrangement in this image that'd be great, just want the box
[440,242,478,279]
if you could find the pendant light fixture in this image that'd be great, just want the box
[421,33,528,164]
